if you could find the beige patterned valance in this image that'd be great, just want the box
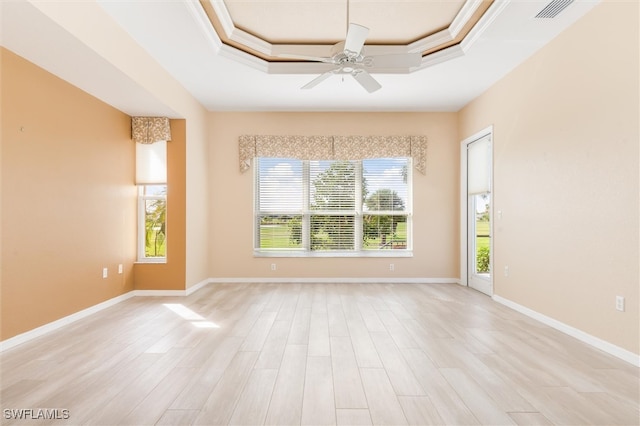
[132,117,171,144]
[239,135,427,174]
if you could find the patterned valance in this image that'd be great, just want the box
[239,135,427,174]
[132,117,171,144]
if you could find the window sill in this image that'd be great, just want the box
[135,258,167,264]
[254,250,413,258]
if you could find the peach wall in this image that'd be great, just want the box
[1,48,137,340]
[208,112,459,280]
[133,120,187,291]
[185,114,211,289]
[25,0,211,290]
[459,1,639,354]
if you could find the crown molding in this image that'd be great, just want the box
[185,0,222,53]
[461,0,511,52]
[418,44,465,70]
[230,27,273,57]
[210,0,234,37]
[408,28,454,54]
[450,0,486,36]
[219,44,269,73]
[200,0,497,74]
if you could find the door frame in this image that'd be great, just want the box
[460,126,493,294]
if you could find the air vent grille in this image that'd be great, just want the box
[535,0,574,18]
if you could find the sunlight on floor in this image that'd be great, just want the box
[163,303,219,328]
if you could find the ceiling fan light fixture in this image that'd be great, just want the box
[277,21,420,93]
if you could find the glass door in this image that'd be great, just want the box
[466,136,492,295]
[468,193,491,294]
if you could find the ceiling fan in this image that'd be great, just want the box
[276,23,422,93]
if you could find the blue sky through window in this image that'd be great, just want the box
[258,157,409,212]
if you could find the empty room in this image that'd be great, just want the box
[1,0,638,425]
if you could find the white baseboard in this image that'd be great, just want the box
[0,287,199,352]
[0,278,466,353]
[493,295,640,367]
[132,289,187,297]
[185,278,213,295]
[0,291,136,352]
[207,277,459,284]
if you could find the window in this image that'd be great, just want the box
[255,157,411,256]
[135,139,167,263]
[138,185,167,262]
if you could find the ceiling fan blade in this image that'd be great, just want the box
[276,53,335,63]
[302,71,334,89]
[353,70,381,93]
[364,52,422,69]
[344,23,369,56]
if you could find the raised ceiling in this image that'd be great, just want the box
[199,0,494,64]
[0,0,600,113]
[223,0,466,44]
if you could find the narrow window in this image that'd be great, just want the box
[138,185,167,262]
[136,140,167,262]
[362,158,411,250]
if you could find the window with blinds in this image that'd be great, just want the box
[255,157,412,255]
[362,158,410,250]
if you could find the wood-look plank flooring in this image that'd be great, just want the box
[1,283,638,425]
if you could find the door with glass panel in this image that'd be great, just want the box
[467,135,492,295]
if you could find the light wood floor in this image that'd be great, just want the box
[1,283,638,425]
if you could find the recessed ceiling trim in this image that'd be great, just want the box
[410,0,494,57]
[198,0,495,67]
[450,0,487,36]
[419,44,465,70]
[184,0,223,53]
[408,28,454,53]
[219,44,269,73]
[460,0,512,52]
[230,27,273,56]
[210,0,235,37]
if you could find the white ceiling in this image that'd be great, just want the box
[0,0,599,115]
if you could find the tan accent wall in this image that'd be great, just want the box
[24,0,211,291]
[134,120,187,290]
[208,112,459,279]
[1,48,136,340]
[459,1,639,354]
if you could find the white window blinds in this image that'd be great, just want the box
[309,160,358,251]
[467,136,491,195]
[362,158,410,250]
[136,140,167,184]
[255,157,411,254]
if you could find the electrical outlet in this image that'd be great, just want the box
[271,263,277,271]
[616,296,625,312]
[504,266,509,277]
[389,263,394,271]
[102,268,108,279]
[118,264,123,274]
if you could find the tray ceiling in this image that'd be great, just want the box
[199,0,494,64]
[0,0,601,112]
[221,0,467,44]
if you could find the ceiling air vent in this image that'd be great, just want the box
[535,0,574,18]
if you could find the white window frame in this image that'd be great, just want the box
[137,185,167,263]
[254,158,413,258]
